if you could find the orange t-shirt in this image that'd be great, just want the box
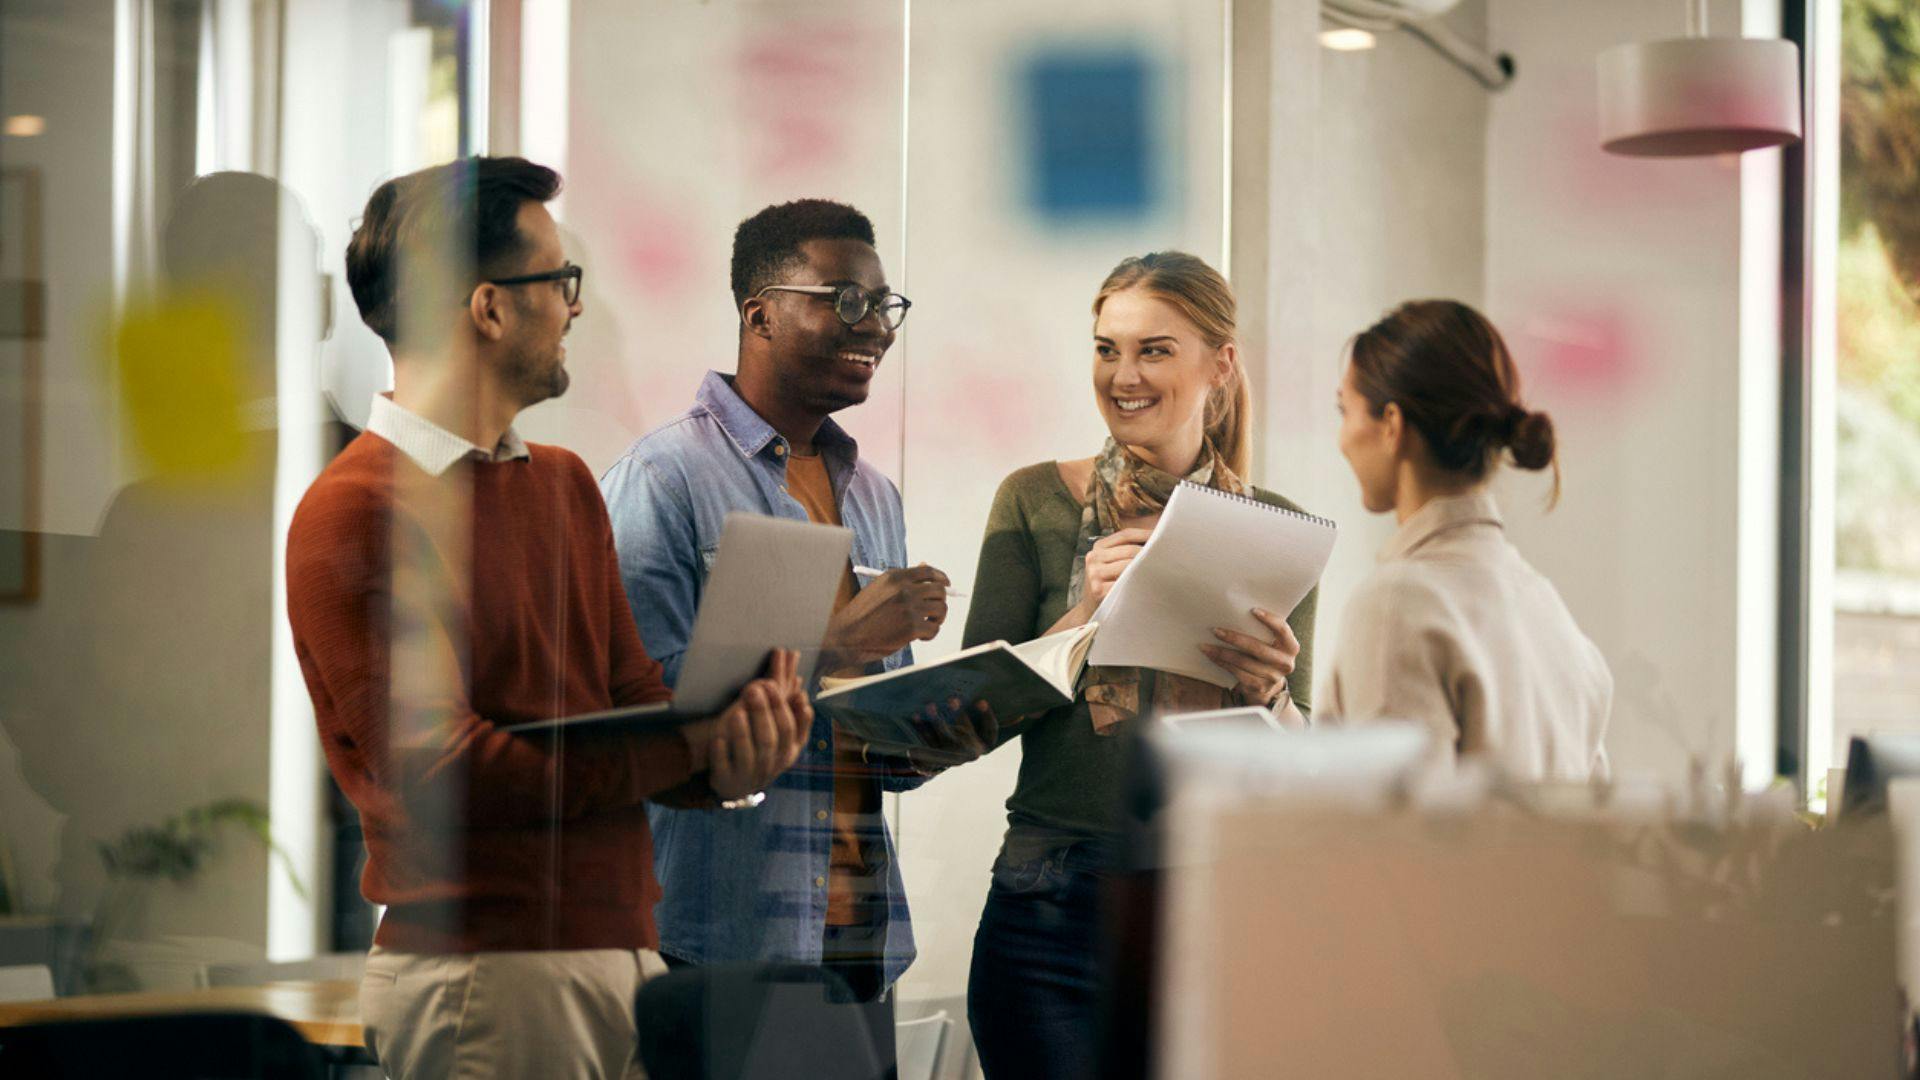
[784,450,882,928]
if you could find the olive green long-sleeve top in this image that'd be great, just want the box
[962,462,1319,841]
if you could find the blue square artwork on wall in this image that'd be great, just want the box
[1020,48,1162,223]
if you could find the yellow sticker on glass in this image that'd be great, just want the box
[111,293,256,478]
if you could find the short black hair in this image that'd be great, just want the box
[345,156,561,345]
[730,199,877,307]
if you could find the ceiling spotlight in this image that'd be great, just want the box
[1320,27,1378,52]
[4,115,46,138]
[1598,0,1799,156]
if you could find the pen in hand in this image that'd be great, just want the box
[852,565,968,599]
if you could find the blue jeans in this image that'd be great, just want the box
[967,838,1111,1080]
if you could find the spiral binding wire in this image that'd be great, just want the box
[1175,480,1339,531]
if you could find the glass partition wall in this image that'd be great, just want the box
[0,1,1816,1073]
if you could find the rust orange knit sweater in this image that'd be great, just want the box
[287,432,691,952]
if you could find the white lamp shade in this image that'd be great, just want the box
[1597,37,1801,156]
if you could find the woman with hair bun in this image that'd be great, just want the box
[1328,299,1610,780]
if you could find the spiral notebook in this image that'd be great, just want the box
[1088,482,1336,688]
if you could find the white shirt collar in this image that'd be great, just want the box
[364,394,531,477]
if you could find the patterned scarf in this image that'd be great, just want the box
[1070,437,1248,734]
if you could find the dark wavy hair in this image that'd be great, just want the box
[345,156,561,345]
[1349,299,1561,505]
[730,199,876,308]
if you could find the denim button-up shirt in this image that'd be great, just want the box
[600,370,924,985]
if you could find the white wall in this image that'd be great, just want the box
[1253,0,1493,706]
[1244,0,1780,791]
[1255,0,1781,795]
[1484,0,1779,785]
[283,0,416,436]
[888,0,1229,1005]
[521,0,908,477]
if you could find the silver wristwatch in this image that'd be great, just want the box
[718,791,766,811]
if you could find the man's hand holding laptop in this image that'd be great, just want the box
[678,648,812,800]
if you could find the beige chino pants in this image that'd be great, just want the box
[360,945,671,1080]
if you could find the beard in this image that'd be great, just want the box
[503,339,569,406]
[502,292,571,406]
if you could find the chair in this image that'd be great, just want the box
[0,1012,326,1079]
[204,953,366,987]
[894,1009,951,1080]
[634,963,883,1080]
[0,963,54,1002]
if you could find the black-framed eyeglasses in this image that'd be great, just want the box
[480,262,583,306]
[755,283,912,331]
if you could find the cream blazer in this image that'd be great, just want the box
[1324,492,1612,781]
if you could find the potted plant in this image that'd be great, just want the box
[85,798,305,992]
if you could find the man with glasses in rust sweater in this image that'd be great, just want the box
[285,156,810,1080]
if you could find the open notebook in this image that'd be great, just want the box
[817,622,1099,750]
[503,513,852,734]
[1089,481,1336,688]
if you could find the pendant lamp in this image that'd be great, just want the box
[1597,0,1800,156]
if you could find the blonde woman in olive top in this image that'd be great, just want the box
[1327,299,1610,780]
[961,252,1319,1080]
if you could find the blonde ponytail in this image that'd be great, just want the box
[1206,360,1252,478]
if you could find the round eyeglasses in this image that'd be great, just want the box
[754,283,912,331]
[482,262,583,306]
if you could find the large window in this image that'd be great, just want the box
[1828,0,1920,777]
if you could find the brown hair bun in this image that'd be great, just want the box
[1348,299,1562,506]
[1508,409,1556,471]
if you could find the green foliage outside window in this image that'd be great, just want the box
[1837,0,1920,576]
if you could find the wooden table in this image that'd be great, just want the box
[0,978,364,1050]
